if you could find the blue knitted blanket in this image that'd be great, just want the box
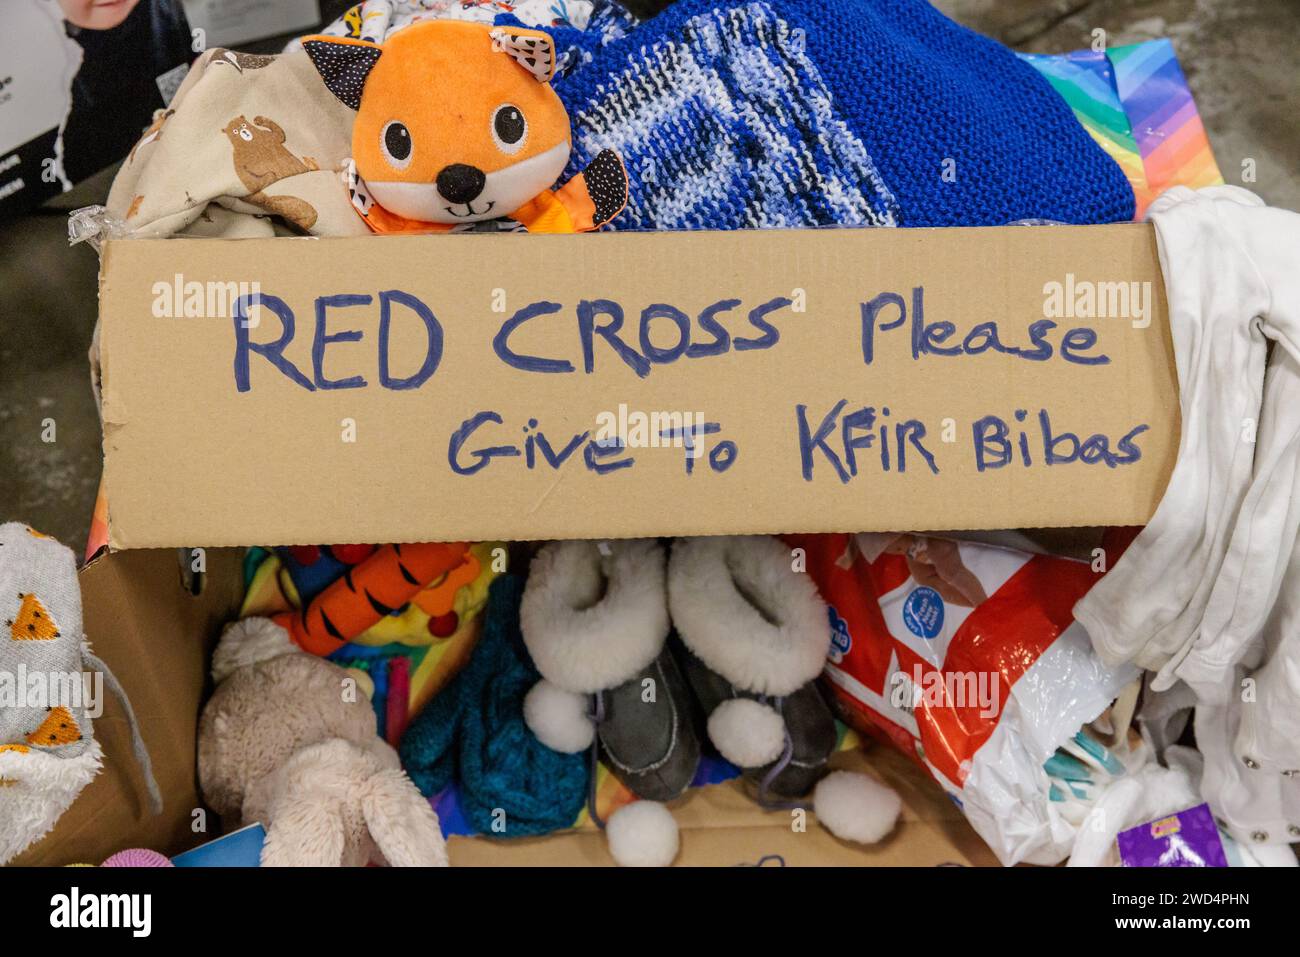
[549,0,1134,228]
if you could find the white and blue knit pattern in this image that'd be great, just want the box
[554,0,1136,229]
[565,4,900,230]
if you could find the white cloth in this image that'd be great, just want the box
[1075,186,1300,683]
[1073,186,1300,847]
[1194,671,1300,848]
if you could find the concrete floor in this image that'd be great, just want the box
[1,0,1296,551]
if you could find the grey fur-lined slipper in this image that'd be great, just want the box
[669,535,901,845]
[520,539,701,805]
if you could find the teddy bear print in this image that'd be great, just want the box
[222,115,321,231]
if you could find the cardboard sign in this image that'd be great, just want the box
[98,225,1178,548]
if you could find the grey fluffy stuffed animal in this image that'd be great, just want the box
[198,617,448,866]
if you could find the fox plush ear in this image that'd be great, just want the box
[303,36,383,110]
[489,27,557,83]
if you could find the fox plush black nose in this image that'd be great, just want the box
[436,164,486,205]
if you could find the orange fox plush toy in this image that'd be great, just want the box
[303,20,628,234]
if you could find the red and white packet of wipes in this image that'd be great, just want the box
[788,530,1139,865]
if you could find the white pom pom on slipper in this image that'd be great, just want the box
[813,770,902,845]
[605,800,679,867]
[523,679,594,754]
[706,698,787,768]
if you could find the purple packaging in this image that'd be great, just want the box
[1117,803,1228,867]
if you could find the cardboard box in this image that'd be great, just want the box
[99,224,1178,548]
[22,224,1180,865]
[15,547,999,866]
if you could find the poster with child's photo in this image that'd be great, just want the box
[0,0,194,218]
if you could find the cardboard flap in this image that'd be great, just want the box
[99,226,1178,548]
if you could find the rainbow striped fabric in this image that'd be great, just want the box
[1020,39,1222,219]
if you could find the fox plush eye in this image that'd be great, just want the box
[380,120,413,170]
[491,104,528,155]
